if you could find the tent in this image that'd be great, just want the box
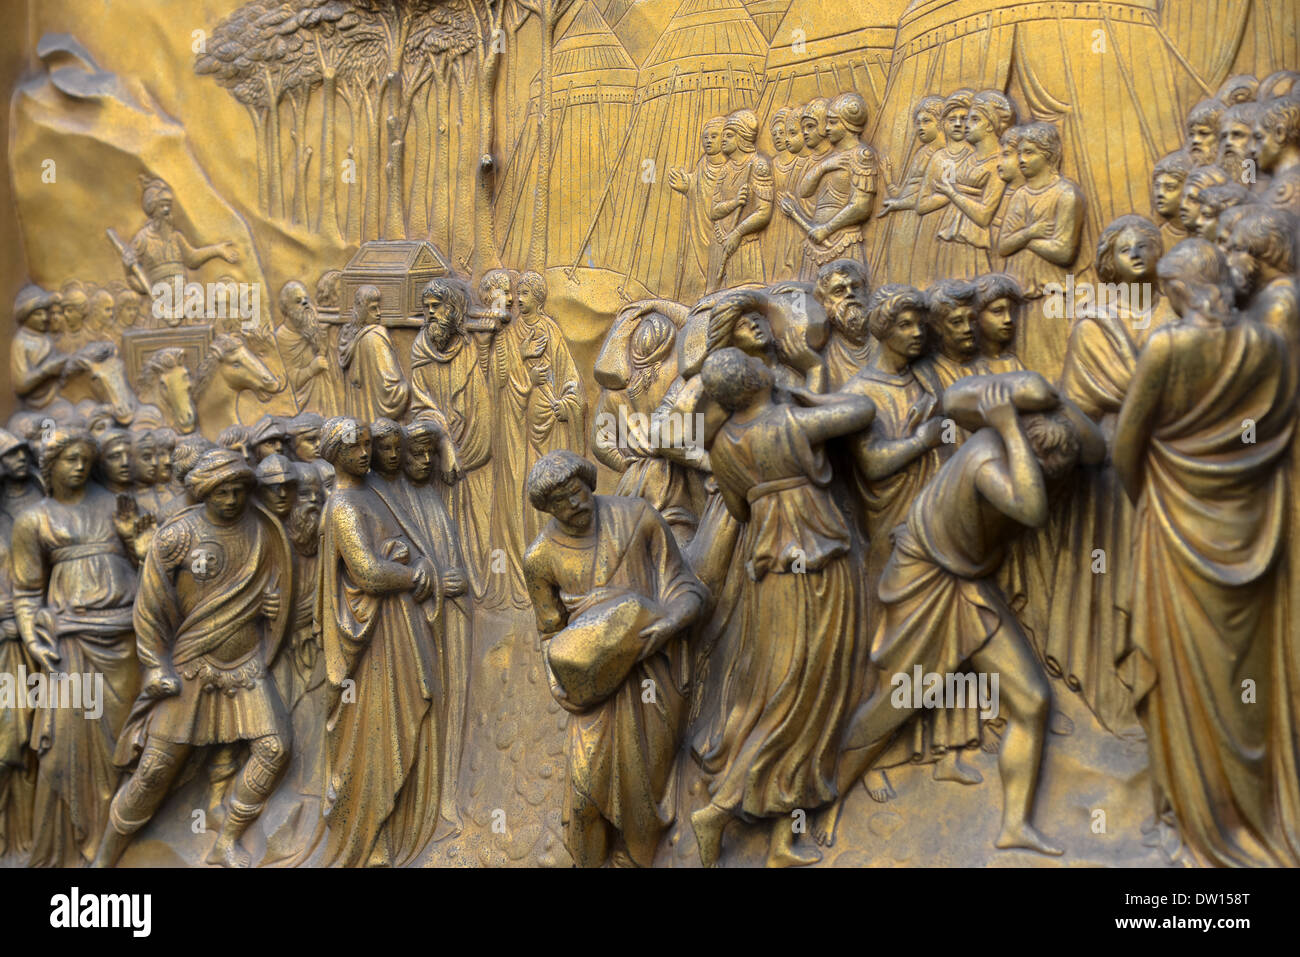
[496,1,638,268]
[602,0,687,66]
[868,0,1191,278]
[743,0,793,41]
[579,0,769,300]
[757,0,908,132]
[1156,1,1300,114]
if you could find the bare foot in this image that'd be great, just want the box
[691,804,728,868]
[932,751,982,785]
[1049,710,1074,735]
[995,822,1064,856]
[865,769,895,803]
[812,800,843,847]
[208,836,253,868]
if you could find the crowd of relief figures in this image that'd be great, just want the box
[4,0,1300,869]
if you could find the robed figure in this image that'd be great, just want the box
[338,286,409,423]
[524,452,706,868]
[1113,240,1300,867]
[316,418,443,867]
[410,278,495,602]
[11,429,139,867]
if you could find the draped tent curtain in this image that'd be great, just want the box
[1157,0,1300,108]
[868,2,1186,280]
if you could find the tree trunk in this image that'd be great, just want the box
[383,69,405,238]
[408,81,432,238]
[292,91,311,227]
[527,8,554,270]
[473,49,503,276]
[432,77,450,253]
[264,71,284,220]
[249,104,268,216]
[319,72,343,243]
[363,87,380,241]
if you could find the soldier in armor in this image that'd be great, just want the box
[94,448,293,867]
[781,92,879,279]
[120,177,240,326]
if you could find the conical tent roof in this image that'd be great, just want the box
[640,0,769,87]
[555,0,638,81]
[497,0,638,267]
[581,0,769,298]
[743,0,791,41]
[604,0,687,67]
[758,0,907,130]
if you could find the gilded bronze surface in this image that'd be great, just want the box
[0,0,1298,868]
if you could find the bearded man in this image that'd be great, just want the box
[277,280,342,416]
[813,258,874,387]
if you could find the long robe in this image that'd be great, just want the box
[705,404,865,818]
[410,328,495,602]
[767,151,810,282]
[676,156,728,302]
[341,324,409,422]
[911,144,969,289]
[873,142,936,285]
[707,152,773,290]
[10,484,138,866]
[0,510,34,857]
[842,364,981,763]
[492,311,586,608]
[1000,176,1085,382]
[277,321,342,416]
[317,483,441,867]
[1044,301,1174,733]
[524,495,706,867]
[371,472,472,834]
[934,150,1000,279]
[822,328,874,392]
[1120,318,1300,867]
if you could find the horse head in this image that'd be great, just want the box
[139,347,198,434]
[195,334,280,402]
[61,340,137,426]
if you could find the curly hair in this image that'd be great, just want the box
[1152,149,1195,183]
[1228,205,1296,273]
[866,284,927,342]
[1095,215,1162,283]
[37,428,95,494]
[701,346,768,412]
[1260,94,1300,146]
[1186,98,1226,133]
[527,450,597,511]
[972,272,1024,311]
[1017,122,1063,169]
[1022,411,1081,482]
[925,278,978,320]
[1158,238,1236,322]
